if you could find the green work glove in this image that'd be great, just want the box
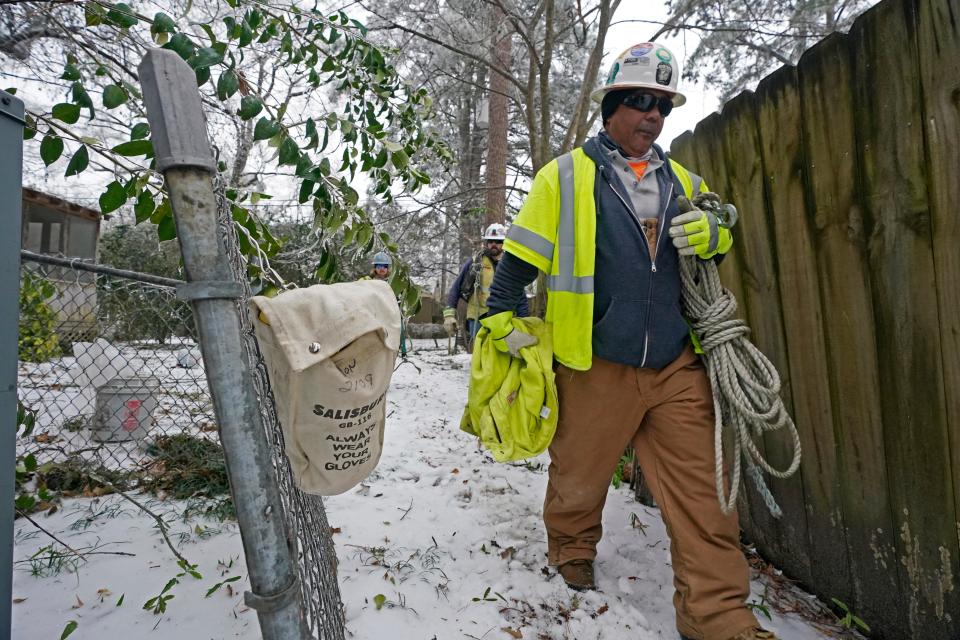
[480,311,538,357]
[442,307,457,337]
[669,193,734,259]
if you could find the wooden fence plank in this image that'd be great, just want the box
[683,116,749,313]
[916,0,960,578]
[852,0,959,634]
[754,63,853,602]
[672,116,758,539]
[716,92,812,585]
[795,30,905,636]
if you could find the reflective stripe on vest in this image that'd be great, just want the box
[506,225,554,261]
[669,159,704,197]
[691,173,703,195]
[546,153,595,295]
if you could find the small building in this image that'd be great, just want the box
[411,291,442,324]
[21,188,101,338]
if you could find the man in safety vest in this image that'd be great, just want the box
[480,43,774,640]
[443,223,529,349]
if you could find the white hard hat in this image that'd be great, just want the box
[591,43,686,107]
[482,223,507,241]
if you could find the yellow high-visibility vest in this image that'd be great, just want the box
[466,254,496,320]
[503,148,705,370]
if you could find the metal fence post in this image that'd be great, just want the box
[0,89,24,640]
[138,50,308,639]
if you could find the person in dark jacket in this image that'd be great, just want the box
[479,43,773,640]
[443,223,529,350]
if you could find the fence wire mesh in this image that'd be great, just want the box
[18,192,345,638]
[17,253,217,478]
[214,173,345,639]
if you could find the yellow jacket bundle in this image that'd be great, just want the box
[461,317,559,462]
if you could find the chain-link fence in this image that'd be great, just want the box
[213,173,344,638]
[17,251,216,479]
[18,231,345,637]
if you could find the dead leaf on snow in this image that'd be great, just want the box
[12,598,26,604]
[71,594,84,609]
[502,627,523,638]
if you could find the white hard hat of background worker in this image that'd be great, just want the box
[591,43,686,110]
[482,223,507,241]
[370,251,392,280]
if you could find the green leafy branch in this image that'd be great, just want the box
[143,559,203,615]
[10,0,450,306]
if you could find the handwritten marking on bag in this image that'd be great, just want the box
[339,373,375,393]
[334,358,357,376]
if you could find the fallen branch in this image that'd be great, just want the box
[16,510,88,562]
[87,473,192,568]
[15,550,136,564]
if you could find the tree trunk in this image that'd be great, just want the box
[484,5,512,226]
[458,62,487,261]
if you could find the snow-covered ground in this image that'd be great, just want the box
[13,342,838,639]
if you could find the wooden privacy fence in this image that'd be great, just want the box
[668,0,959,637]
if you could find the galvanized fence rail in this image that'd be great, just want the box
[3,86,25,640]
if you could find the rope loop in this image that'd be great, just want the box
[680,256,802,517]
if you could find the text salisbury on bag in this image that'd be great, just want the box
[250,280,401,495]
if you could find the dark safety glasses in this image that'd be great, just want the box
[622,92,674,117]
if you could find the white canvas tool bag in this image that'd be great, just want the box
[249,280,401,495]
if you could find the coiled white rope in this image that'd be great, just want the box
[677,238,802,518]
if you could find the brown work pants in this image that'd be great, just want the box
[544,346,758,640]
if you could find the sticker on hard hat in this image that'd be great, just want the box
[631,44,653,56]
[656,62,673,85]
[636,57,651,66]
[606,62,620,85]
[655,48,672,63]
[623,57,639,66]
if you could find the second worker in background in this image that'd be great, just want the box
[443,223,529,351]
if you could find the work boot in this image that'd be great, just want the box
[729,629,777,640]
[680,628,778,640]
[558,559,595,591]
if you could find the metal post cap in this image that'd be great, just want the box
[138,48,217,173]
